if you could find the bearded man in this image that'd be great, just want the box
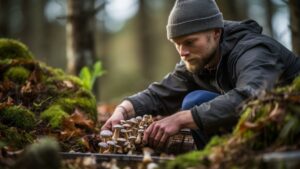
[102,0,300,150]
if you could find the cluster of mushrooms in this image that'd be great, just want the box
[99,114,154,156]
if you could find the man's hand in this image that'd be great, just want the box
[143,110,197,149]
[101,100,135,131]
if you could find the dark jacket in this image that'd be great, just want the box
[127,20,300,134]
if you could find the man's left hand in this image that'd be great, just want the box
[143,110,197,149]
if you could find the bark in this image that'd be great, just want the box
[66,0,97,75]
[137,0,155,80]
[0,0,10,36]
[265,0,274,37]
[217,0,248,20]
[289,0,300,55]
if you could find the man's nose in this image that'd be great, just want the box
[179,46,190,57]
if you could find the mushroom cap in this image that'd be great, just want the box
[122,123,131,129]
[120,129,128,133]
[113,124,123,130]
[135,116,142,121]
[143,115,150,119]
[129,136,137,140]
[107,140,116,146]
[129,118,138,125]
[143,147,154,154]
[100,130,113,137]
[117,138,126,142]
[98,142,108,148]
[117,138,127,145]
[138,129,144,133]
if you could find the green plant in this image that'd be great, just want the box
[79,61,105,91]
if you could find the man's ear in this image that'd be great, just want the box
[213,28,222,40]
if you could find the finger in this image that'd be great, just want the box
[143,123,154,145]
[153,128,164,148]
[101,121,112,130]
[149,124,160,146]
[157,133,169,149]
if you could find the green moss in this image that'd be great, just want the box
[292,76,300,91]
[234,107,252,134]
[166,136,227,169]
[0,38,34,60]
[13,137,61,169]
[0,123,34,149]
[4,66,31,84]
[40,105,69,128]
[55,97,97,121]
[0,106,36,130]
[166,151,204,169]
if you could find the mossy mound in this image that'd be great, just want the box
[0,105,36,130]
[0,38,34,60]
[167,76,300,169]
[0,39,98,152]
[4,66,31,84]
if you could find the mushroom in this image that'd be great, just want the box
[110,159,120,169]
[98,142,108,153]
[103,140,116,154]
[147,162,158,169]
[135,116,142,123]
[120,129,129,140]
[115,145,122,154]
[122,123,131,130]
[135,129,144,145]
[142,147,154,164]
[123,141,130,154]
[112,124,123,141]
[100,130,113,142]
[128,136,136,154]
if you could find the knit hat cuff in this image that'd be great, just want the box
[167,13,224,39]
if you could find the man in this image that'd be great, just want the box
[102,0,300,150]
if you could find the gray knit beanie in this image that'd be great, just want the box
[167,0,224,39]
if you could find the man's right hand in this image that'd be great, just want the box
[101,100,135,131]
[101,108,125,131]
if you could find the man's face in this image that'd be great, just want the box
[171,29,221,73]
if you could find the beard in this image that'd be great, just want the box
[184,49,217,73]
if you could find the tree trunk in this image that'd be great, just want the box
[265,0,274,37]
[0,0,10,37]
[137,0,155,80]
[66,0,97,75]
[289,0,300,55]
[217,0,248,20]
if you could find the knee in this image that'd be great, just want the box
[181,90,219,110]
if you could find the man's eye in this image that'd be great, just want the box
[185,41,193,46]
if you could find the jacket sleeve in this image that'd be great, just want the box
[126,61,198,117]
[191,46,285,133]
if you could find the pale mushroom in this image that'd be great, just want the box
[98,142,108,153]
[120,129,129,140]
[103,140,116,154]
[135,129,144,145]
[112,124,123,141]
[142,147,154,163]
[100,130,113,142]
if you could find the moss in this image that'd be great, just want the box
[0,38,34,60]
[0,123,34,149]
[55,97,97,121]
[40,105,69,128]
[4,66,31,84]
[292,76,300,91]
[166,151,204,169]
[0,106,36,130]
[13,137,61,169]
[166,136,227,169]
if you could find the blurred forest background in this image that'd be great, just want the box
[0,0,299,104]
